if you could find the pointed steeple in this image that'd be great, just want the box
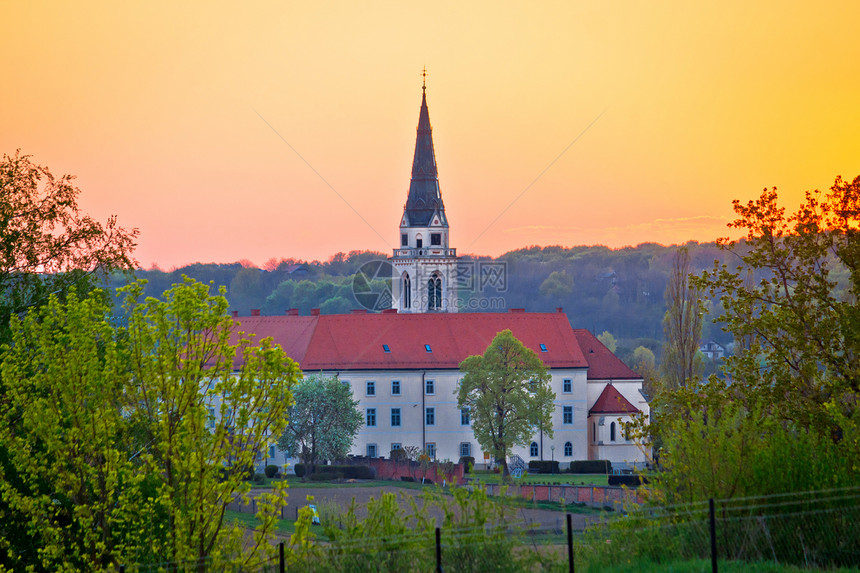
[403,77,446,228]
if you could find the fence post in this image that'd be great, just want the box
[567,513,575,573]
[435,527,442,573]
[709,498,718,573]
[279,541,285,573]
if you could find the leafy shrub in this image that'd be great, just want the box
[264,464,279,478]
[568,460,611,474]
[528,460,560,474]
[389,448,408,462]
[294,463,305,477]
[400,476,415,482]
[458,456,475,471]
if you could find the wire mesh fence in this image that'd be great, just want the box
[116,486,860,572]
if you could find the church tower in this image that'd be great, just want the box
[391,74,459,313]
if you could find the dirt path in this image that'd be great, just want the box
[273,484,600,532]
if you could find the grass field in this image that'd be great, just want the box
[577,558,860,572]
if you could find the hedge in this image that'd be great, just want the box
[608,474,648,487]
[568,460,612,474]
[528,460,560,474]
[294,463,376,480]
[264,464,280,478]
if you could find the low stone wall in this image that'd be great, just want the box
[480,483,642,510]
[366,458,465,484]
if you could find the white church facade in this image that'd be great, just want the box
[234,81,649,469]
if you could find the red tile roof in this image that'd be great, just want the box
[573,329,641,380]
[232,312,589,371]
[590,384,640,414]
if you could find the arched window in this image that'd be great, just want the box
[402,273,411,310]
[529,442,539,457]
[610,422,616,442]
[428,273,442,311]
[564,441,573,457]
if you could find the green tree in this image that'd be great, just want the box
[0,151,138,344]
[277,375,363,478]
[661,246,703,389]
[539,270,574,298]
[696,176,860,444]
[456,330,554,477]
[596,330,617,352]
[0,278,302,571]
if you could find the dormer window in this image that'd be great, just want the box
[539,344,547,352]
[431,233,441,246]
[382,344,391,353]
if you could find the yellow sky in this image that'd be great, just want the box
[3,1,859,268]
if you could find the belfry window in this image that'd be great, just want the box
[430,233,441,246]
[428,273,442,311]
[402,273,411,310]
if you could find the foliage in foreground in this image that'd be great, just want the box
[290,484,565,572]
[0,279,303,572]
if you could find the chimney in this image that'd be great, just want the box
[556,307,564,313]
[231,310,239,318]
[382,309,398,314]
[351,309,368,314]
[287,308,299,316]
[251,309,261,316]
[509,308,525,313]
[310,308,320,316]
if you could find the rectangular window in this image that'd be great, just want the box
[366,381,376,396]
[431,233,441,245]
[539,343,547,352]
[424,344,432,352]
[207,407,216,429]
[401,233,408,246]
[367,444,377,458]
[460,408,470,426]
[269,445,276,459]
[563,406,573,425]
[382,344,391,353]
[391,442,401,451]
[459,442,471,458]
[425,407,435,426]
[563,378,572,393]
[391,380,401,395]
[425,379,435,395]
[391,408,401,427]
[425,443,436,459]
[366,408,377,427]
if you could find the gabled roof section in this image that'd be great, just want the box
[590,384,640,414]
[403,85,446,228]
[573,329,641,380]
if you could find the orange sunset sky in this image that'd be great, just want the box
[3,2,859,269]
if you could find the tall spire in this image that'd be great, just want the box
[403,71,446,227]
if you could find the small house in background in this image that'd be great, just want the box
[699,340,726,360]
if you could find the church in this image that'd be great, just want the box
[235,80,649,469]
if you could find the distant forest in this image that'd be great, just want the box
[104,242,739,369]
